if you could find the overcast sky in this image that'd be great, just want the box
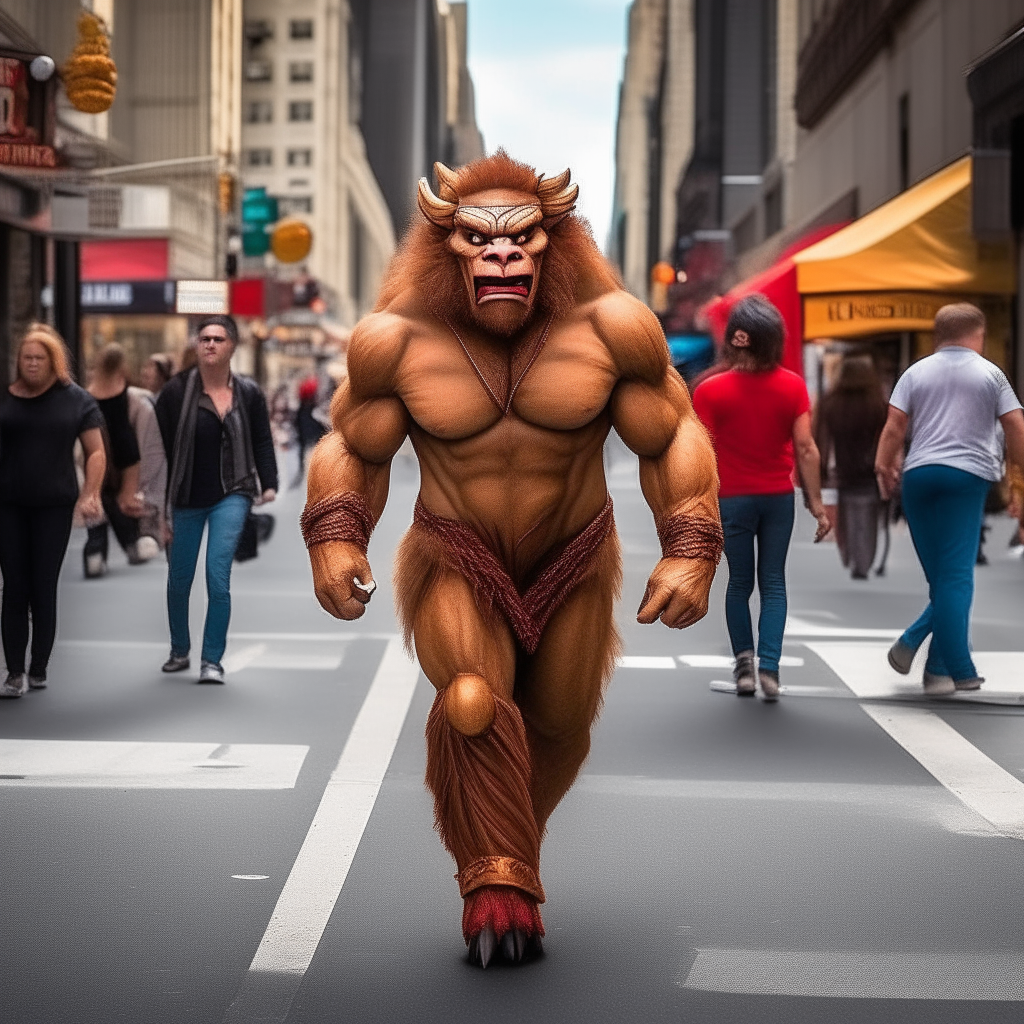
[464,0,633,248]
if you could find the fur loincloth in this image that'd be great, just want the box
[399,496,615,654]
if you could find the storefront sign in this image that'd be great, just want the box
[176,279,229,315]
[81,280,176,315]
[0,57,57,169]
[803,291,965,339]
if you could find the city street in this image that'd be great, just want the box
[2,441,1024,1024]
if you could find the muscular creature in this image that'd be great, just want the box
[303,152,721,967]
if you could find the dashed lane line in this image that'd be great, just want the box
[222,637,421,1024]
[681,948,1024,1000]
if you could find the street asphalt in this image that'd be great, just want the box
[2,438,1023,1024]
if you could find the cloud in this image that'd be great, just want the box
[469,47,625,244]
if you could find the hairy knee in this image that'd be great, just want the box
[445,674,496,737]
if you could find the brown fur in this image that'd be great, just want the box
[425,690,541,878]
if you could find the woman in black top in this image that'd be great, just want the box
[0,324,106,697]
[155,315,277,683]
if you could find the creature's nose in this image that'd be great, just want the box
[482,241,522,268]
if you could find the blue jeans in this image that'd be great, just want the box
[167,494,251,665]
[899,465,989,681]
[719,492,795,673]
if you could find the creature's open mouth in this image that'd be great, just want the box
[474,275,532,303]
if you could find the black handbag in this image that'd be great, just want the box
[234,514,259,562]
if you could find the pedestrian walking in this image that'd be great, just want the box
[292,376,326,484]
[693,295,831,701]
[154,315,278,683]
[0,324,106,697]
[815,354,887,579]
[140,352,174,395]
[876,303,1024,695]
[83,344,148,577]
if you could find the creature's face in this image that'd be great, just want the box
[446,188,549,337]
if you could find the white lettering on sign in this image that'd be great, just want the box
[81,282,134,307]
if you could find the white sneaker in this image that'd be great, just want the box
[130,536,160,564]
[1,673,27,698]
[198,661,225,684]
[84,553,106,578]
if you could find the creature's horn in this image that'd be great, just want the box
[434,161,460,202]
[537,168,578,221]
[417,177,457,229]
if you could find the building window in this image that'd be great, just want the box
[898,93,910,192]
[350,201,365,306]
[244,19,273,44]
[287,148,313,167]
[245,59,273,83]
[732,209,757,256]
[245,148,273,167]
[280,196,313,214]
[288,101,313,122]
[244,101,273,124]
[288,178,309,188]
[289,61,314,83]
[290,19,313,40]
[764,184,782,237]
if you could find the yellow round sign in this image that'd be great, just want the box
[271,219,313,263]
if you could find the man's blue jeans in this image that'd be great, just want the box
[900,465,989,681]
[719,492,795,673]
[167,494,251,666]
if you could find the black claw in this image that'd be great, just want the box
[469,926,497,968]
[501,928,527,963]
[526,932,544,958]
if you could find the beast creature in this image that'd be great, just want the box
[302,152,722,967]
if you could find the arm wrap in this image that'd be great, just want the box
[300,491,375,550]
[656,512,724,564]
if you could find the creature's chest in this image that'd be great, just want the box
[398,326,618,441]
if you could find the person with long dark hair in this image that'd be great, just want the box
[693,295,830,701]
[0,325,106,697]
[154,315,277,683]
[815,354,888,579]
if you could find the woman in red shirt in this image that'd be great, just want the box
[693,296,830,700]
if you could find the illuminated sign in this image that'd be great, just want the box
[176,279,229,315]
[0,57,57,169]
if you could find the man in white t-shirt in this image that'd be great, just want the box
[875,303,1024,695]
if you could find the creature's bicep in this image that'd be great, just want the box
[611,370,690,458]
[330,383,409,465]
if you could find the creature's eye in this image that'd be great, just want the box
[468,233,485,245]
[514,231,532,245]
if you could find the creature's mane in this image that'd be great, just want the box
[375,151,623,326]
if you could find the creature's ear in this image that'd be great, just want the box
[417,177,456,229]
[537,168,578,227]
[434,161,460,202]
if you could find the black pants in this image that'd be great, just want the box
[83,489,140,565]
[0,503,75,677]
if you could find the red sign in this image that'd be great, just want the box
[0,56,56,168]
[230,277,265,317]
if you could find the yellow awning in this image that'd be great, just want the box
[793,156,1015,297]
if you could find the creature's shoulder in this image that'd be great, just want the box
[345,304,416,399]
[584,289,669,384]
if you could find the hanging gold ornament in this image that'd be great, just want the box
[63,10,117,114]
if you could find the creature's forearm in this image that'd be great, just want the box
[303,431,392,550]
[639,416,722,563]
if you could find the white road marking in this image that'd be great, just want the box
[252,652,343,672]
[0,741,308,789]
[681,948,1024,999]
[223,638,420,1022]
[232,875,269,880]
[808,642,1024,839]
[617,656,677,669]
[229,631,395,642]
[786,616,900,638]
[681,655,804,668]
[709,680,844,697]
[806,642,1024,702]
[222,643,267,675]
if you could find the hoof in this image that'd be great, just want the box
[468,926,497,968]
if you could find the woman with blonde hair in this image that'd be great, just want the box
[0,324,106,697]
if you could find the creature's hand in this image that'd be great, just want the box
[309,540,375,620]
[637,556,716,629]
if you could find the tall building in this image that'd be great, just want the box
[611,1,796,306]
[239,0,395,325]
